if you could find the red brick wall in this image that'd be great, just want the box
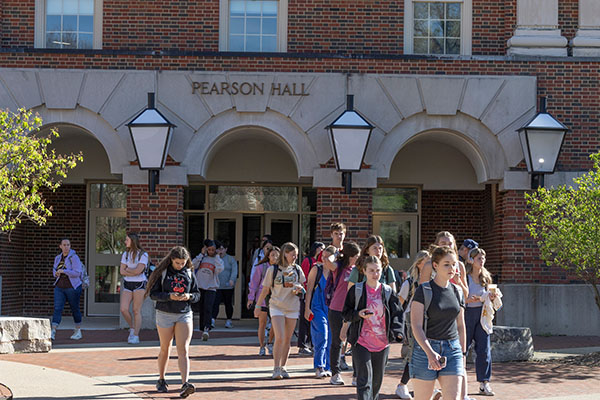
[472,1,515,55]
[23,185,87,316]
[126,185,185,261]
[1,0,34,48]
[0,225,25,315]
[287,1,404,54]
[316,187,372,245]
[102,0,220,51]
[559,0,579,43]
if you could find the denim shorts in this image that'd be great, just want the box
[155,310,193,328]
[409,338,464,380]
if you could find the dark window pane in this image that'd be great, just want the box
[302,187,317,212]
[446,38,460,54]
[79,15,93,32]
[63,15,77,31]
[184,186,206,210]
[46,15,61,31]
[414,20,427,37]
[446,20,460,38]
[430,20,444,37]
[414,38,428,54]
[430,3,444,19]
[447,3,462,19]
[414,3,428,19]
[63,32,77,48]
[373,188,419,213]
[430,38,444,54]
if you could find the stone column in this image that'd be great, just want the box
[507,0,568,56]
[571,0,600,56]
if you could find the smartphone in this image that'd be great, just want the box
[363,311,374,315]
[439,356,447,368]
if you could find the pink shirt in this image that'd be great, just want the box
[357,284,388,352]
[329,265,353,312]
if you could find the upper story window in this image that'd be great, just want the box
[219,0,288,52]
[35,0,103,49]
[404,0,472,56]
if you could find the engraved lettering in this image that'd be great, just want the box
[221,81,231,95]
[271,83,281,95]
[192,81,201,94]
[240,82,253,95]
[282,84,292,96]
[209,82,220,95]
[230,81,239,95]
[253,82,264,95]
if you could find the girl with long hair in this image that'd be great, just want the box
[327,241,361,386]
[395,250,431,399]
[120,233,148,344]
[409,246,466,400]
[146,246,200,398]
[247,245,278,355]
[350,235,397,292]
[465,248,496,396]
[254,242,306,379]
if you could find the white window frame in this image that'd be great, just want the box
[35,0,103,49]
[404,0,472,55]
[219,0,288,52]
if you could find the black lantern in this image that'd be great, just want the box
[517,97,569,189]
[127,93,176,193]
[326,95,374,194]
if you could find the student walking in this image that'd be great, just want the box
[254,242,306,379]
[212,240,238,329]
[192,239,224,340]
[349,235,397,292]
[298,241,325,355]
[395,250,431,399]
[409,246,466,400]
[465,248,496,396]
[327,241,361,385]
[51,238,84,341]
[119,233,148,344]
[247,245,278,355]
[146,246,200,398]
[343,256,404,400]
[304,242,331,378]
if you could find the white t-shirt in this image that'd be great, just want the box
[121,251,148,282]
[262,264,306,314]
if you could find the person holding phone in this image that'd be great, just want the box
[342,256,404,400]
[146,246,200,398]
[409,246,467,400]
[192,239,224,341]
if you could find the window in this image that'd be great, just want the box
[35,0,103,49]
[404,0,472,55]
[220,0,288,52]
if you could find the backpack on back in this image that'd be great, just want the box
[324,265,344,307]
[353,281,393,311]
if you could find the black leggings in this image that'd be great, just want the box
[195,289,216,330]
[212,289,234,319]
[328,309,345,375]
[401,362,410,385]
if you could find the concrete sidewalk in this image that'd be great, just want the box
[1,327,599,400]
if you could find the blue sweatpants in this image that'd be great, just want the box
[311,310,331,370]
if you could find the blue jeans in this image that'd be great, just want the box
[465,306,492,382]
[52,285,82,327]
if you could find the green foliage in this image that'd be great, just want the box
[526,153,600,311]
[0,108,82,235]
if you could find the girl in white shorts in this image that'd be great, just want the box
[254,242,306,379]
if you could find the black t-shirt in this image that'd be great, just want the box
[413,280,464,340]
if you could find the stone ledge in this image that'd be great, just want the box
[0,317,52,354]
[467,325,534,362]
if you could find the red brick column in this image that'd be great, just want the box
[316,188,372,245]
[126,185,184,262]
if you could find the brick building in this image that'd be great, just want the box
[0,0,599,333]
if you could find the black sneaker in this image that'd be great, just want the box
[180,382,195,398]
[156,378,168,393]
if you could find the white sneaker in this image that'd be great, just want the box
[431,389,442,400]
[280,367,290,379]
[127,328,135,342]
[272,367,282,380]
[259,346,266,356]
[315,367,328,378]
[225,319,233,329]
[480,382,495,396]
[267,343,273,355]
[129,335,140,344]
[70,329,82,340]
[202,330,209,341]
[51,329,56,340]
[396,384,413,399]
[330,373,345,385]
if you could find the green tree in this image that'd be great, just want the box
[526,153,600,311]
[0,108,82,236]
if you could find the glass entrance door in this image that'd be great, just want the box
[87,209,126,315]
[209,213,243,319]
[373,215,418,270]
[265,214,298,247]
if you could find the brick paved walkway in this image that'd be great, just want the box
[2,330,599,400]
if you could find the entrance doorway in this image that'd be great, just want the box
[373,215,418,270]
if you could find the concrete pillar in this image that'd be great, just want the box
[571,0,600,56]
[507,0,568,56]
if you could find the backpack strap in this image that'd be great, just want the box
[354,281,365,311]
[422,281,434,335]
[383,283,392,304]
[271,265,280,288]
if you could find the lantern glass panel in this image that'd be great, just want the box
[331,127,370,172]
[525,129,564,173]
[130,126,171,169]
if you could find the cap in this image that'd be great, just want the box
[462,239,479,250]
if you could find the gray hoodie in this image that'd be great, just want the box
[192,253,224,290]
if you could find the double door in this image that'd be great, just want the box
[208,213,298,319]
